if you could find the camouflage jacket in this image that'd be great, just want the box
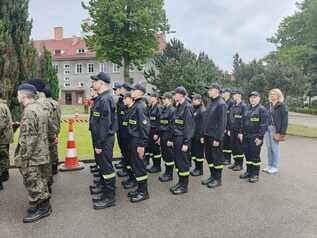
[0,99,14,145]
[47,97,62,135]
[14,101,49,167]
[37,93,58,141]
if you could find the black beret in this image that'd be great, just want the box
[131,83,146,94]
[42,87,52,98]
[206,83,221,91]
[26,78,46,92]
[249,91,260,97]
[91,72,111,84]
[113,82,122,90]
[18,83,37,94]
[192,93,202,100]
[232,88,243,95]
[160,92,173,99]
[149,91,160,98]
[174,86,187,96]
[222,88,232,94]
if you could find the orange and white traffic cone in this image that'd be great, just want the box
[59,119,85,171]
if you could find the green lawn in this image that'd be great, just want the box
[288,124,317,138]
[61,105,88,115]
[11,120,121,164]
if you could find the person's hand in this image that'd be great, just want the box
[227,130,231,136]
[137,147,145,159]
[156,138,161,145]
[181,145,188,152]
[153,134,159,141]
[213,140,220,147]
[200,138,204,144]
[167,141,173,147]
[95,148,102,154]
[255,138,262,146]
[53,137,59,144]
[238,133,243,143]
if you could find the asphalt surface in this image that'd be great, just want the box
[289,112,317,128]
[1,135,317,238]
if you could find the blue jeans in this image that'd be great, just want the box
[264,126,280,169]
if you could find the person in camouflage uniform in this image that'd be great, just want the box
[15,83,52,223]
[0,92,14,191]
[43,87,61,175]
[26,78,58,192]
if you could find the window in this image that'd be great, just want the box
[99,63,107,72]
[64,77,70,81]
[113,64,120,73]
[54,49,64,55]
[87,63,94,73]
[77,48,86,54]
[76,64,82,74]
[64,82,71,87]
[53,64,59,73]
[64,64,71,75]
[78,82,84,87]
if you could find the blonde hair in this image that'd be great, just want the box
[269,88,284,103]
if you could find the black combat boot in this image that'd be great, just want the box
[1,170,9,182]
[207,179,222,188]
[147,158,161,174]
[93,191,116,209]
[90,164,98,170]
[122,178,137,190]
[159,166,173,182]
[23,200,52,223]
[114,160,124,170]
[90,167,100,173]
[130,182,149,203]
[239,172,250,179]
[52,164,58,175]
[90,185,104,195]
[171,176,188,195]
[117,170,128,177]
[248,175,259,183]
[191,162,203,176]
[169,180,181,193]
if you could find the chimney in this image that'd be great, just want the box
[54,27,64,40]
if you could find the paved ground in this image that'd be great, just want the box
[1,135,317,238]
[289,112,317,128]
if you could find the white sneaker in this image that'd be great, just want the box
[262,167,270,173]
[268,168,278,174]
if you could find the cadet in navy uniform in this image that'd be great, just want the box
[146,92,162,174]
[89,72,118,209]
[202,83,227,189]
[126,83,151,203]
[222,88,235,166]
[240,91,268,183]
[228,88,248,171]
[158,92,175,182]
[190,94,206,177]
[169,86,195,195]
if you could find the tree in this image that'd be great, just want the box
[268,0,317,101]
[145,38,222,95]
[38,48,60,100]
[0,0,36,119]
[82,0,169,84]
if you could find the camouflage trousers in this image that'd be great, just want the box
[0,144,10,176]
[49,142,59,167]
[19,163,51,206]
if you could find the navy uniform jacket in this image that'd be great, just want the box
[172,100,195,146]
[229,101,248,133]
[193,104,205,140]
[148,103,162,135]
[159,105,175,140]
[127,97,150,147]
[203,96,227,141]
[243,104,268,140]
[90,90,117,148]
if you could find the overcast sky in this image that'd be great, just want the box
[29,0,299,71]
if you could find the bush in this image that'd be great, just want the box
[290,107,317,115]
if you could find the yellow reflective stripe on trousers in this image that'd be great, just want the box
[246,161,252,165]
[102,172,116,180]
[129,119,137,125]
[196,158,205,162]
[233,154,244,159]
[153,154,162,159]
[214,165,224,169]
[179,171,190,176]
[208,163,214,168]
[126,165,132,170]
[223,150,232,153]
[246,161,261,166]
[165,161,175,166]
[192,157,197,161]
[136,175,148,182]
